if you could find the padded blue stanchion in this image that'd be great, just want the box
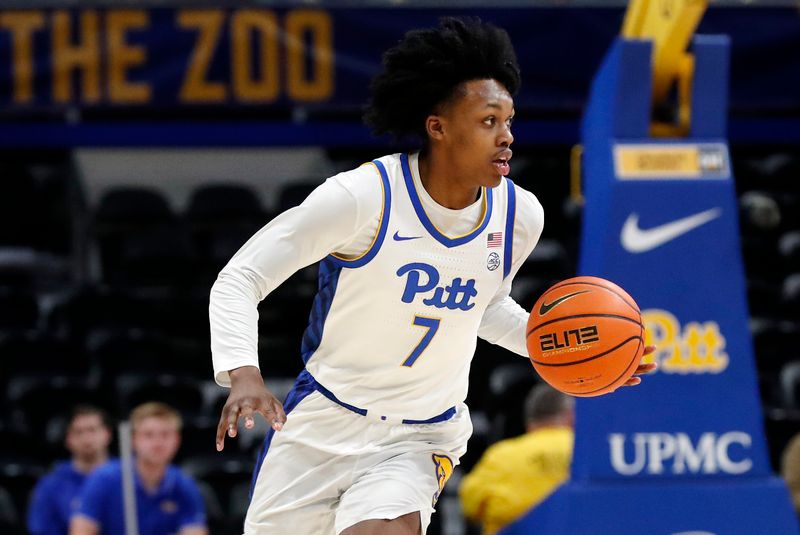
[503,36,798,535]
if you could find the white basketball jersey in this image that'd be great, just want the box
[302,153,518,420]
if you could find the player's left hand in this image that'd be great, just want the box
[621,345,657,387]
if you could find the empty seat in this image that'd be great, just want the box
[181,454,253,520]
[780,362,800,409]
[517,239,573,280]
[186,184,264,224]
[782,273,800,318]
[0,426,52,465]
[0,165,39,248]
[227,481,251,522]
[95,187,173,225]
[0,289,39,332]
[93,187,193,288]
[0,484,22,535]
[186,184,266,286]
[779,232,800,273]
[49,287,209,338]
[751,319,800,374]
[175,418,219,463]
[88,329,210,382]
[0,332,89,379]
[6,376,105,433]
[0,161,77,255]
[509,276,557,312]
[0,461,46,519]
[0,247,71,291]
[739,190,782,237]
[741,235,783,280]
[115,374,206,420]
[277,182,319,213]
[485,362,540,442]
[746,278,783,318]
[194,480,225,523]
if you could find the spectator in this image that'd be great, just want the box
[70,402,207,535]
[781,432,800,515]
[27,405,112,535]
[459,384,574,534]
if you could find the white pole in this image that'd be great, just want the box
[118,421,140,535]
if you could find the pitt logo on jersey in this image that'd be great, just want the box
[431,453,454,507]
[396,262,477,311]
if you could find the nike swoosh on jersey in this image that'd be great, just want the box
[393,231,422,241]
[620,208,722,254]
[538,290,589,315]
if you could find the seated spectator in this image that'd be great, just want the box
[28,405,112,535]
[459,384,574,535]
[781,432,800,516]
[70,402,207,535]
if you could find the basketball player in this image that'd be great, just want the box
[209,17,656,535]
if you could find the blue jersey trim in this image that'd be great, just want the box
[402,406,457,424]
[301,258,342,364]
[310,376,368,416]
[503,177,517,279]
[307,370,456,424]
[400,153,493,248]
[328,159,392,268]
[250,370,316,499]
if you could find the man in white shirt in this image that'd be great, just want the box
[209,16,656,535]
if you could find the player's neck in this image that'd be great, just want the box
[418,151,481,210]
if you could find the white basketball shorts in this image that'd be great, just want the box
[244,372,473,534]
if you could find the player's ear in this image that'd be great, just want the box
[425,114,445,141]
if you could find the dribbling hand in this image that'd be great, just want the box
[216,365,287,452]
[621,345,658,387]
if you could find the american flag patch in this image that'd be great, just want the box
[487,232,503,248]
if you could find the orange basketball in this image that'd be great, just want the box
[526,276,644,397]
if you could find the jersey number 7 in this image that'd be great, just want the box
[402,316,441,367]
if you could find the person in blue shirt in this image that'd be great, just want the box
[70,402,207,535]
[27,405,112,535]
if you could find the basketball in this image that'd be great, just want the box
[526,276,645,397]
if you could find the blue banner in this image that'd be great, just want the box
[0,7,798,114]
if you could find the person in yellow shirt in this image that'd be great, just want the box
[781,432,800,516]
[459,383,574,535]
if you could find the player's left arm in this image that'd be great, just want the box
[477,186,656,384]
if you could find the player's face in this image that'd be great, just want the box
[65,414,111,461]
[437,78,515,188]
[132,417,181,467]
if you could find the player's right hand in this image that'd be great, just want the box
[216,365,287,452]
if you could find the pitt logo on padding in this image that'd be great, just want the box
[642,309,729,374]
[431,454,454,507]
[396,262,477,311]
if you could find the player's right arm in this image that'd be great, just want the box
[210,165,383,449]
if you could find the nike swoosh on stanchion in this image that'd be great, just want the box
[620,208,722,254]
[538,290,590,315]
[393,231,422,241]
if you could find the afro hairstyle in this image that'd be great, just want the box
[363,17,521,144]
